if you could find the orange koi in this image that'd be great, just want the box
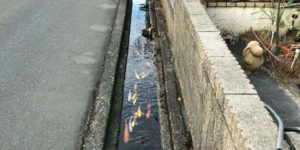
[124,120,130,144]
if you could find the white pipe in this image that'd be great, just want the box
[271,22,276,45]
[290,49,300,69]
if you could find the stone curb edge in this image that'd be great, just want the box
[81,0,128,149]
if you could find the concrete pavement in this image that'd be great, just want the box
[0,0,118,149]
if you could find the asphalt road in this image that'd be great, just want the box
[0,0,118,149]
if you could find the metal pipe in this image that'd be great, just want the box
[265,104,284,150]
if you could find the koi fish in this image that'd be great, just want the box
[135,70,140,79]
[146,103,151,119]
[136,50,141,58]
[124,120,130,144]
[131,92,138,105]
[131,114,137,127]
[145,61,154,68]
[134,82,138,92]
[135,105,143,118]
[132,96,137,105]
[139,72,146,76]
[131,92,137,101]
[128,90,132,102]
[128,117,133,133]
[140,72,149,79]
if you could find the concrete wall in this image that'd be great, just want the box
[159,0,279,149]
[207,7,300,35]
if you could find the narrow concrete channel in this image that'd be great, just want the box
[105,0,163,149]
[103,0,194,149]
[117,0,162,148]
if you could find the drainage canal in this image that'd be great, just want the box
[106,0,162,149]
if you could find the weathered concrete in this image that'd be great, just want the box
[207,7,300,35]
[0,0,119,149]
[81,0,128,149]
[154,2,190,148]
[159,0,281,149]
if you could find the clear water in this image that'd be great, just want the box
[117,0,162,149]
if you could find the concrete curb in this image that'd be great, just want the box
[81,0,128,149]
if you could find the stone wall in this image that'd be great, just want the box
[159,0,279,149]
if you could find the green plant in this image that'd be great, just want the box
[252,0,294,44]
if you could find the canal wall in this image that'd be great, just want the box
[159,0,279,149]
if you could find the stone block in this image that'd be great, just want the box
[236,2,246,7]
[197,32,233,57]
[226,2,236,7]
[217,2,226,7]
[184,1,207,15]
[207,2,217,7]
[190,14,218,32]
[225,95,277,149]
[255,2,266,7]
[245,2,255,7]
[209,57,257,94]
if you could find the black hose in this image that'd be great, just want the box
[285,127,300,133]
[265,104,284,150]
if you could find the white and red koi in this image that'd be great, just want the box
[128,90,132,102]
[134,82,138,92]
[145,61,154,68]
[146,103,152,119]
[124,120,130,144]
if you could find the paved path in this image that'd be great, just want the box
[0,0,118,149]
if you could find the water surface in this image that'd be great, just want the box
[118,0,162,149]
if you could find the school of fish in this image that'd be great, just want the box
[123,60,154,144]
